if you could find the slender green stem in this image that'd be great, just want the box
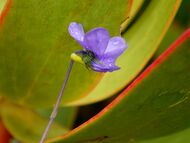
[40,60,74,143]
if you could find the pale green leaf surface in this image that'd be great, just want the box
[37,107,77,130]
[120,0,145,32]
[49,30,190,143]
[0,0,7,14]
[0,102,67,143]
[68,0,181,106]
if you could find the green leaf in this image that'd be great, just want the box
[0,0,7,14]
[120,0,145,32]
[140,128,190,143]
[175,0,190,27]
[0,102,67,143]
[37,107,77,130]
[48,29,190,143]
[153,23,184,59]
[0,0,130,108]
[138,24,190,143]
[68,0,182,106]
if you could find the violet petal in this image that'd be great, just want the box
[84,28,110,58]
[68,22,85,47]
[91,61,120,72]
[102,36,128,62]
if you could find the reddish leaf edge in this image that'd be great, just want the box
[0,1,13,142]
[0,0,12,26]
[0,120,12,143]
[48,28,190,142]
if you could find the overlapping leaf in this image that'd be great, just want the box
[120,0,145,32]
[48,29,190,143]
[0,102,67,143]
[68,0,181,106]
[37,107,77,130]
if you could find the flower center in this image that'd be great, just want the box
[82,50,96,68]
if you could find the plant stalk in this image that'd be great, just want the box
[40,60,74,143]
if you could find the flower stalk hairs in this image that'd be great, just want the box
[40,22,128,143]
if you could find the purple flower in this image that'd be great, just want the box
[68,22,128,72]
